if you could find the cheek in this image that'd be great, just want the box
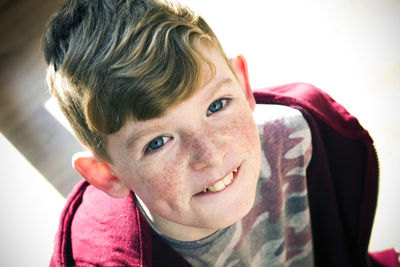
[224,111,260,152]
[138,156,186,201]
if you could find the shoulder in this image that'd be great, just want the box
[51,181,148,266]
[254,104,311,155]
[253,82,329,105]
[253,82,369,139]
[254,104,312,178]
[253,104,308,130]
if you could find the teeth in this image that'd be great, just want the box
[223,172,234,186]
[207,171,234,193]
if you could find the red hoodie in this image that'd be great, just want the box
[50,83,397,267]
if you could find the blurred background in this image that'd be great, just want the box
[0,0,399,265]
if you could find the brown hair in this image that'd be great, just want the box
[43,0,228,162]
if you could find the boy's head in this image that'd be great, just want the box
[43,0,225,162]
[43,0,261,241]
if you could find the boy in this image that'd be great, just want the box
[43,0,388,266]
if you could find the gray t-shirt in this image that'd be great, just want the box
[140,104,314,267]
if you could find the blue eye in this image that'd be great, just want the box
[207,99,228,115]
[146,136,169,152]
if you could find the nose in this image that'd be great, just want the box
[186,128,227,171]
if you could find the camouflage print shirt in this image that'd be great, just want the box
[147,104,314,267]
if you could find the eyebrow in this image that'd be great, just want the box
[124,78,234,150]
[202,78,233,105]
[125,125,165,150]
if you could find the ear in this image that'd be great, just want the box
[230,54,256,111]
[72,151,130,198]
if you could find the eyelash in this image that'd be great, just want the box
[143,98,231,155]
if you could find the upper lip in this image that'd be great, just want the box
[196,164,240,194]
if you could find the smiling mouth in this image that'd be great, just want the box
[202,168,238,193]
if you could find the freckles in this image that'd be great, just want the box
[141,156,185,200]
[223,113,260,151]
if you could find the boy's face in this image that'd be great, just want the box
[107,45,261,241]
